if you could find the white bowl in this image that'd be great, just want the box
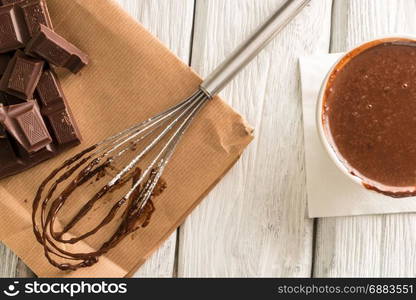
[316,35,416,196]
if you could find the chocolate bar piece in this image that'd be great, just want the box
[36,68,64,107]
[0,61,24,105]
[37,69,81,145]
[19,0,53,36]
[46,108,81,145]
[0,54,20,104]
[0,4,30,53]
[0,100,51,153]
[0,50,44,100]
[0,0,53,37]
[25,25,88,73]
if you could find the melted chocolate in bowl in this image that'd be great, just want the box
[323,39,416,197]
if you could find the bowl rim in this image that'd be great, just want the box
[315,34,416,194]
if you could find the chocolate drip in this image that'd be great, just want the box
[32,146,167,271]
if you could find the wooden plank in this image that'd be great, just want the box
[0,243,35,277]
[116,0,195,64]
[178,0,332,277]
[314,0,416,277]
[0,0,195,278]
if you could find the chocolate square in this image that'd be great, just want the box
[46,108,80,145]
[0,100,51,153]
[25,24,88,73]
[0,4,29,53]
[37,69,81,145]
[36,69,64,107]
[20,0,53,36]
[16,108,48,146]
[0,50,44,99]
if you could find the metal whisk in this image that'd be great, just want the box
[33,0,310,270]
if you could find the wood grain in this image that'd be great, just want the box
[178,0,332,277]
[0,0,195,278]
[0,244,35,277]
[314,0,416,277]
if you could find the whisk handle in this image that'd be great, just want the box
[200,0,310,98]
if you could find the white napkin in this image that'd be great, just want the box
[300,54,416,218]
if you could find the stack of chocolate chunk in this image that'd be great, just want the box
[0,0,89,179]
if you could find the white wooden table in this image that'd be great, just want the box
[2,0,416,278]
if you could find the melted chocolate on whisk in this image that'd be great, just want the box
[32,145,167,271]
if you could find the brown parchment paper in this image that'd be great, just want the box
[0,0,253,277]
